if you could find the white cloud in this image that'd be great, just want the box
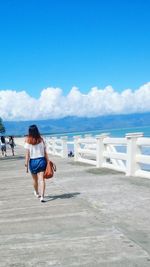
[0,83,150,121]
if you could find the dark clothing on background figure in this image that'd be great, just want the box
[9,136,15,156]
[9,136,15,148]
[0,136,7,156]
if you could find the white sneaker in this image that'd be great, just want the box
[34,191,40,198]
[40,196,45,203]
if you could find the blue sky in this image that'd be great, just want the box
[0,0,150,99]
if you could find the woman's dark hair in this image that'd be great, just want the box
[27,125,42,145]
[1,136,5,143]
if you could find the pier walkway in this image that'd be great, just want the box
[1,145,150,266]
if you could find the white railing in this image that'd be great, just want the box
[44,136,68,158]
[135,137,150,179]
[102,135,127,173]
[74,135,97,166]
[45,132,150,179]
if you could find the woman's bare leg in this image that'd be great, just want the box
[31,173,39,194]
[38,172,45,198]
[12,149,14,156]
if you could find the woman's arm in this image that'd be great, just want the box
[44,149,49,162]
[42,139,49,161]
[25,149,30,172]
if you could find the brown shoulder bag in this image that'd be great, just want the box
[44,160,56,179]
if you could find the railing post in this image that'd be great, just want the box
[96,133,110,168]
[126,132,143,176]
[74,136,81,161]
[61,136,68,158]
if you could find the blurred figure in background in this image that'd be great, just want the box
[0,136,7,157]
[9,136,15,156]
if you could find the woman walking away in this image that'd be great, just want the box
[0,136,7,157]
[9,136,15,156]
[24,125,48,202]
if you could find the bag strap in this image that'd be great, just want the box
[52,162,56,172]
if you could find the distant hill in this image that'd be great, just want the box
[3,112,150,136]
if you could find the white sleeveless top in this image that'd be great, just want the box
[24,141,46,159]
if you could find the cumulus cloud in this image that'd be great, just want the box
[0,83,150,121]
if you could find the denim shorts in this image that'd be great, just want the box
[29,157,47,174]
